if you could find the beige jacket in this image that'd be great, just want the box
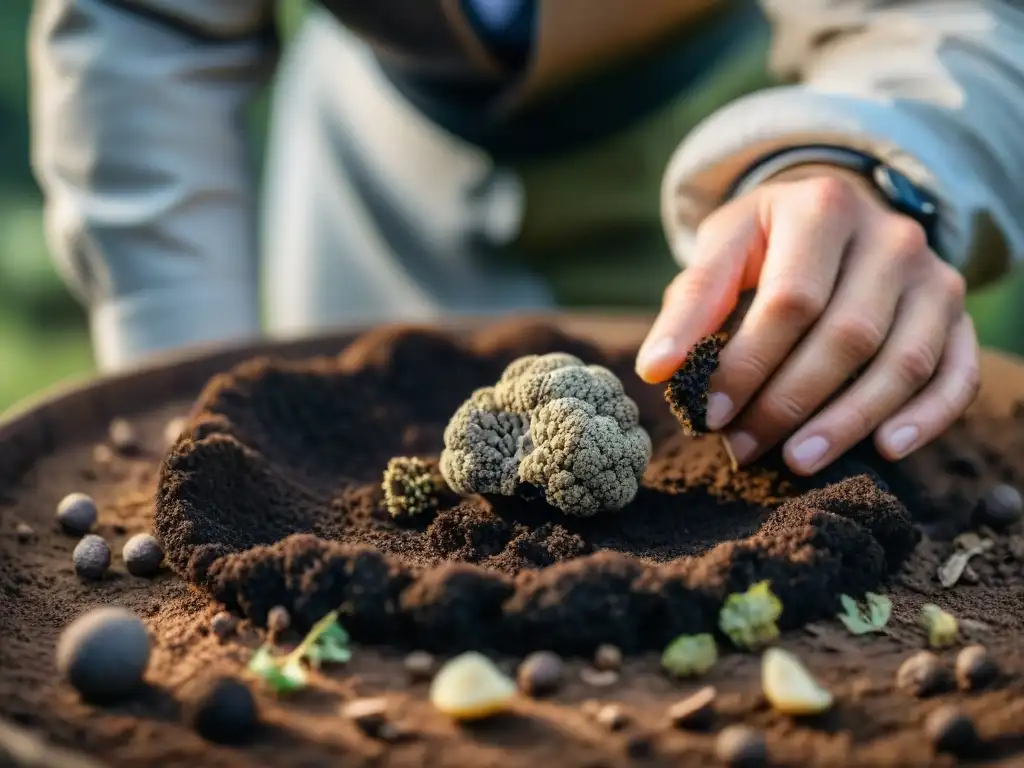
[28,1,1024,370]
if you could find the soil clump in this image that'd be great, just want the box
[155,325,918,655]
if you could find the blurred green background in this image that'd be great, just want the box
[2,1,1022,412]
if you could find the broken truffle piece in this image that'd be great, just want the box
[664,333,727,436]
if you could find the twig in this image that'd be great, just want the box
[720,434,739,473]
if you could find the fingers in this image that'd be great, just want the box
[635,200,760,383]
[720,212,924,465]
[874,312,979,461]
[702,177,856,432]
[778,263,967,474]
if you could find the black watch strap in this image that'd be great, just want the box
[729,145,940,253]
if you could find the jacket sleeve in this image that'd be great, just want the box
[660,0,1024,288]
[29,0,276,371]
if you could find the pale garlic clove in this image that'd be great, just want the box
[429,651,517,720]
[762,648,833,715]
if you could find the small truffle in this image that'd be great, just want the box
[896,651,951,698]
[122,533,164,577]
[73,534,111,580]
[56,607,150,703]
[185,676,260,744]
[924,705,978,756]
[664,333,727,436]
[974,484,1023,529]
[15,522,34,542]
[382,457,441,520]
[715,725,768,767]
[955,645,999,691]
[57,493,97,535]
[517,651,566,698]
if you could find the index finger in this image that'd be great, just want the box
[635,204,761,383]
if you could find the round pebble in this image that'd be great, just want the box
[185,676,260,744]
[57,493,97,535]
[715,725,768,768]
[667,686,717,731]
[924,705,978,757]
[122,533,164,577]
[15,522,34,542]
[956,645,999,691]
[56,607,150,702]
[517,651,566,698]
[595,703,629,731]
[404,651,435,682]
[211,611,238,641]
[73,534,111,580]
[896,651,951,698]
[974,484,1023,529]
[267,605,290,634]
[342,697,389,737]
[594,644,622,672]
[108,418,139,454]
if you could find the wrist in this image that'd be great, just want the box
[729,145,940,253]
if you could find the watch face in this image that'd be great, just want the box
[875,166,937,219]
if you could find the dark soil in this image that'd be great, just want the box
[1,318,1023,768]
[154,325,918,655]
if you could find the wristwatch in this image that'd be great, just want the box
[729,145,940,253]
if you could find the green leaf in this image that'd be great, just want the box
[306,640,352,668]
[837,592,892,635]
[866,593,892,627]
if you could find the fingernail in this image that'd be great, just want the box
[636,337,676,377]
[789,435,830,473]
[705,392,734,431]
[885,425,919,458]
[727,431,758,464]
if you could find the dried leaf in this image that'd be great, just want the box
[938,537,993,587]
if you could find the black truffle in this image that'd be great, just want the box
[665,334,726,435]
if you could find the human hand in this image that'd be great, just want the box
[637,165,979,475]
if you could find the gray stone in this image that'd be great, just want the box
[122,533,164,577]
[56,607,150,703]
[73,535,110,580]
[57,493,97,535]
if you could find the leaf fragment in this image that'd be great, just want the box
[718,581,783,650]
[837,592,892,635]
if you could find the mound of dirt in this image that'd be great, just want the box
[154,323,919,655]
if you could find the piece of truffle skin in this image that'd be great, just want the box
[665,334,726,436]
[440,353,652,517]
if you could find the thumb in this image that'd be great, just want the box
[635,206,763,383]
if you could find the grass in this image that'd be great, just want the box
[0,0,1023,414]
